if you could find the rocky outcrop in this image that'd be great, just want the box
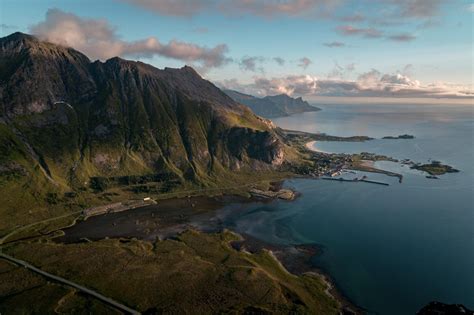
[417,301,473,315]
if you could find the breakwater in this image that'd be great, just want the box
[321,177,389,186]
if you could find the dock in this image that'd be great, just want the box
[321,177,389,186]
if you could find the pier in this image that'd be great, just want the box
[321,177,389,186]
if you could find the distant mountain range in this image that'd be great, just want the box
[224,89,320,118]
[0,32,299,217]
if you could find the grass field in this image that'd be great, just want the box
[2,229,341,314]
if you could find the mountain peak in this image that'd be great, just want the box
[163,65,201,78]
[0,32,90,64]
[0,32,38,54]
[1,32,37,42]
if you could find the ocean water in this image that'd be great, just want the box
[61,103,473,314]
[217,104,474,314]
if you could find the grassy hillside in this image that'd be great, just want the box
[0,33,305,231]
[2,230,340,314]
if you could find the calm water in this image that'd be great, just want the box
[63,104,474,314]
[220,104,474,314]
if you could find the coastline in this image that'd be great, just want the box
[304,140,328,153]
[52,193,363,314]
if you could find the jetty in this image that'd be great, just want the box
[321,177,389,186]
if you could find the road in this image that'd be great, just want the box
[0,252,140,315]
[0,211,83,245]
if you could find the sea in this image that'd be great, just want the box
[63,103,474,314]
[218,103,474,314]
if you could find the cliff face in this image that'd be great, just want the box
[0,33,288,197]
[224,89,320,118]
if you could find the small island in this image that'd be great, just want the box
[382,134,415,139]
[411,161,459,176]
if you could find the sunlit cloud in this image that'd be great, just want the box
[336,25,383,38]
[120,0,343,18]
[218,70,473,99]
[30,9,230,68]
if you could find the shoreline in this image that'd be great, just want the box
[53,192,363,314]
[304,140,328,153]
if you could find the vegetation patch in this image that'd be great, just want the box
[411,161,459,176]
[3,230,341,314]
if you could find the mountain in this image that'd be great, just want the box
[224,89,320,118]
[0,33,297,226]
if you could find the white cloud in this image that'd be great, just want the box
[30,9,230,68]
[218,70,473,99]
[336,25,383,38]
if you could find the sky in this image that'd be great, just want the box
[0,0,473,103]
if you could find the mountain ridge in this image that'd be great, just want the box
[0,33,299,229]
[224,89,320,118]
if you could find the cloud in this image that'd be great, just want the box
[120,0,343,18]
[389,0,444,18]
[218,70,473,99]
[468,4,474,12]
[340,13,365,22]
[273,57,285,66]
[119,0,446,21]
[323,41,345,47]
[336,25,383,38]
[219,0,340,18]
[29,9,230,68]
[337,25,417,42]
[401,64,414,76]
[220,75,318,96]
[239,56,265,72]
[298,57,312,69]
[118,0,210,17]
[388,33,416,42]
[327,62,355,79]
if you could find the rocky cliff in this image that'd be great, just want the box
[0,33,293,208]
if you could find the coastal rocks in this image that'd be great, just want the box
[417,301,473,315]
[249,188,296,200]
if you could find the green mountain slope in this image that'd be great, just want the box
[0,33,299,230]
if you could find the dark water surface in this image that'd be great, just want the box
[62,104,474,315]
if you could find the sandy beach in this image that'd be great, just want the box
[305,140,328,153]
